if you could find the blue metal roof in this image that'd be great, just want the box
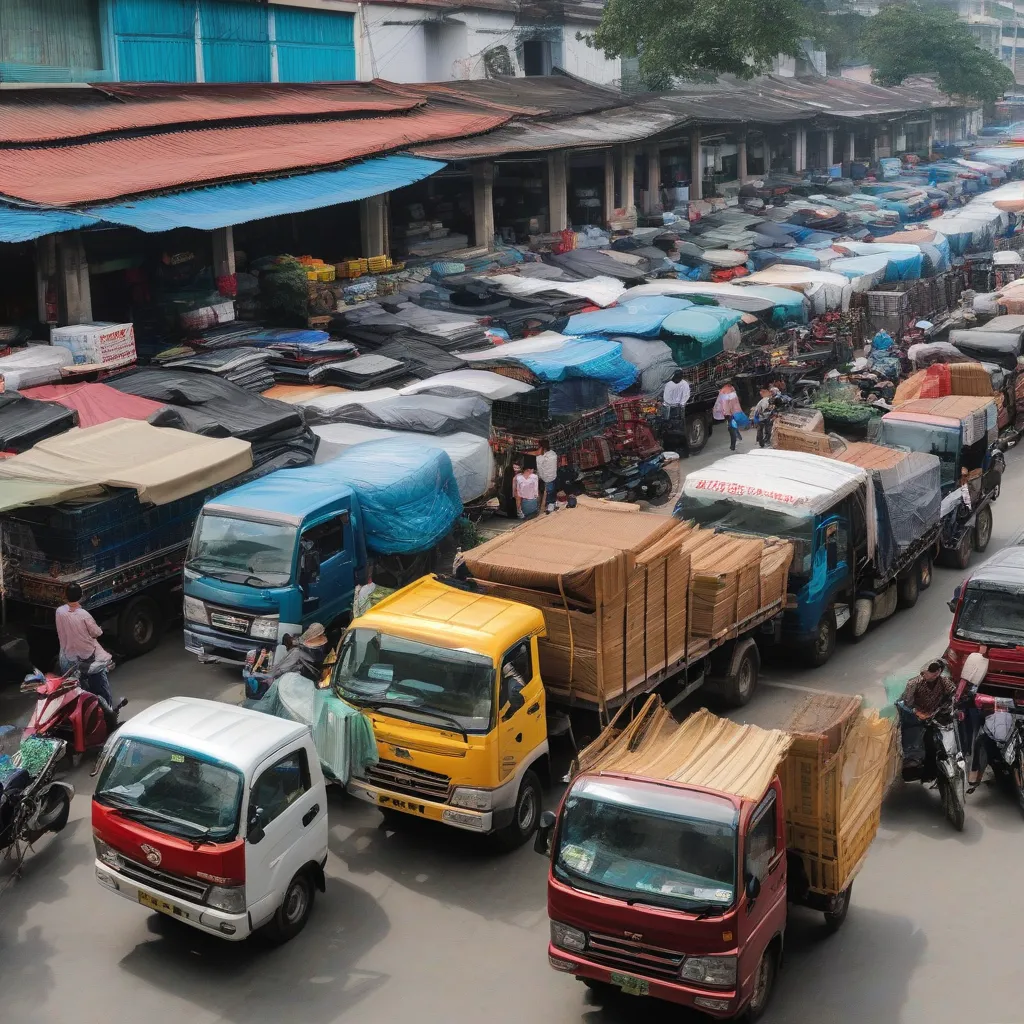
[207,464,356,524]
[0,203,99,242]
[88,155,445,232]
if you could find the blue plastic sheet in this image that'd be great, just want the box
[661,306,743,342]
[564,307,669,338]
[517,339,638,392]
[327,438,462,555]
[882,252,923,281]
[617,296,696,317]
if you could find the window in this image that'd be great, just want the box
[303,515,346,562]
[744,792,778,882]
[251,750,310,827]
[500,639,533,706]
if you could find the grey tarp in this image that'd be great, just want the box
[306,393,491,437]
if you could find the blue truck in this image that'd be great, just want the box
[676,446,944,666]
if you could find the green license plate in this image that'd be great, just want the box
[610,972,649,997]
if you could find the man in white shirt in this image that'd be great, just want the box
[662,371,691,456]
[536,447,559,513]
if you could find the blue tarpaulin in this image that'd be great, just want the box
[516,339,638,392]
[0,204,99,243]
[661,306,743,342]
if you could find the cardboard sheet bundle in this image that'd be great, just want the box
[464,498,792,705]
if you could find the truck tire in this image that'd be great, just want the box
[492,770,542,852]
[713,639,761,708]
[266,870,315,944]
[742,944,777,1022]
[974,505,993,552]
[801,611,836,668]
[823,883,852,933]
[918,554,933,591]
[941,529,973,571]
[116,595,163,658]
[645,469,674,507]
[897,568,919,610]
[687,414,708,454]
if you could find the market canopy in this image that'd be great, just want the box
[0,419,253,505]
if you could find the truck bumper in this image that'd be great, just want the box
[547,944,740,1018]
[184,624,258,665]
[94,860,251,941]
[347,779,494,833]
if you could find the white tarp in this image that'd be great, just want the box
[485,273,626,307]
[290,388,399,415]
[399,370,532,401]
[314,425,494,502]
[742,267,852,314]
[458,332,570,362]
[0,346,74,390]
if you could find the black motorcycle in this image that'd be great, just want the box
[976,698,1024,817]
[899,703,967,831]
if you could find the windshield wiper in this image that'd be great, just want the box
[101,797,212,840]
[365,700,469,741]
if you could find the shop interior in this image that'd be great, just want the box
[493,159,549,242]
[388,171,474,257]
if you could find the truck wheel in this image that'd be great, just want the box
[687,414,708,454]
[918,554,933,591]
[267,870,315,944]
[742,945,777,1022]
[492,770,542,852]
[974,505,993,552]
[801,611,835,668]
[897,568,919,610]
[823,883,852,933]
[947,529,973,571]
[715,640,760,708]
[645,469,674,506]
[116,596,163,658]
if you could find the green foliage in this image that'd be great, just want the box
[592,0,808,89]
[861,2,1015,103]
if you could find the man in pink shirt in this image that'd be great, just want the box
[56,583,114,707]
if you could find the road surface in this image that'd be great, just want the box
[2,429,1021,1024]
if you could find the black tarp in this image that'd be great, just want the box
[312,393,491,437]
[0,390,77,452]
[948,330,1021,371]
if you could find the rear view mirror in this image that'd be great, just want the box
[745,875,761,901]
[247,806,266,845]
[534,810,557,856]
[948,599,957,613]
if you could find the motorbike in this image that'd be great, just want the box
[967,693,1024,816]
[899,702,967,831]
[0,726,75,867]
[601,453,675,506]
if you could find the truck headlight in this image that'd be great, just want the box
[680,955,737,988]
[206,884,246,914]
[550,920,587,953]
[183,596,207,625]
[449,787,492,811]
[250,616,279,640]
[93,837,123,870]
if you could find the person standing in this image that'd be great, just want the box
[662,370,691,456]
[536,447,559,513]
[514,464,540,519]
[55,583,114,708]
[713,382,742,449]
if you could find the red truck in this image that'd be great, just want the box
[536,698,894,1020]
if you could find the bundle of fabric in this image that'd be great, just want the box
[315,353,409,390]
[0,391,77,452]
[308,392,491,437]
[20,383,165,429]
[400,369,533,401]
[161,347,276,392]
[0,346,74,390]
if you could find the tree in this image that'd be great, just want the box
[592,0,808,91]
[861,2,1014,103]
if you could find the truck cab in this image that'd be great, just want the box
[183,466,366,664]
[541,771,786,1020]
[337,575,550,848]
[92,697,329,943]
[947,545,1024,700]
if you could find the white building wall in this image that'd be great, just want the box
[561,22,620,85]
[358,7,429,82]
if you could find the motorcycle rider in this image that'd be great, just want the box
[898,660,955,768]
[55,583,114,709]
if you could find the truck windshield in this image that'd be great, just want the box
[880,420,960,490]
[94,737,243,842]
[554,777,739,913]
[675,495,814,577]
[955,583,1024,645]
[187,514,296,587]
[335,628,496,733]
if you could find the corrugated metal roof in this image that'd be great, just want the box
[0,109,504,204]
[0,81,421,144]
[406,74,626,117]
[88,155,444,232]
[0,202,98,242]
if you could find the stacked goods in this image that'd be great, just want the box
[894,362,993,405]
[782,693,898,894]
[948,361,997,398]
[683,532,766,638]
[50,322,136,369]
[772,425,834,455]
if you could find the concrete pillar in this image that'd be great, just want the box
[471,162,495,249]
[57,232,92,326]
[737,135,748,183]
[825,130,834,169]
[548,151,568,232]
[794,127,807,173]
[690,129,702,201]
[211,225,235,278]
[620,145,636,213]
[763,136,771,175]
[602,148,615,224]
[35,234,57,325]
[359,195,387,256]
[848,131,856,163]
[644,144,660,213]
[872,133,880,162]
[928,113,936,155]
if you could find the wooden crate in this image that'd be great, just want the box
[791,804,882,895]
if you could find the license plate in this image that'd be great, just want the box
[210,613,250,633]
[183,631,203,654]
[378,794,428,816]
[610,972,649,997]
[138,890,188,920]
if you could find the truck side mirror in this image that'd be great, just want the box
[534,810,556,856]
[948,599,958,613]
[247,807,266,845]
[745,874,761,901]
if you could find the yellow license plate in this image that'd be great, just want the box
[610,972,649,997]
[377,794,429,816]
[138,890,187,919]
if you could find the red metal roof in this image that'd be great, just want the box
[0,109,508,205]
[0,82,422,145]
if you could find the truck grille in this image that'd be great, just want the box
[207,607,253,635]
[363,759,451,802]
[118,855,210,905]
[586,932,686,980]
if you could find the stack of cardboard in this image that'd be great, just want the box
[683,532,769,638]
[948,361,995,397]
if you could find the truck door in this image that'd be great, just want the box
[244,745,322,928]
[497,638,546,785]
[739,786,786,1000]
[298,512,352,626]
[816,515,850,600]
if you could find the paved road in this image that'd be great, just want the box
[2,435,1023,1024]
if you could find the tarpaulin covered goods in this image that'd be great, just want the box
[0,391,77,452]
